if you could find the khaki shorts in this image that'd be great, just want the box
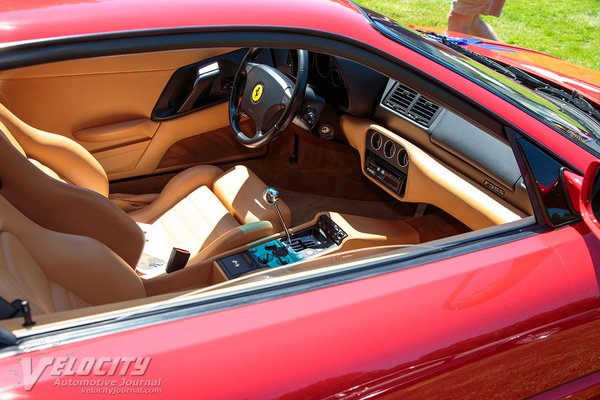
[451,0,506,17]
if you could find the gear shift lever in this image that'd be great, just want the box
[263,187,292,245]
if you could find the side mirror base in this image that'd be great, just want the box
[580,160,600,239]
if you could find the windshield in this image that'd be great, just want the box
[363,8,600,156]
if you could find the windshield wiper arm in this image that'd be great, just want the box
[536,86,600,123]
[417,30,547,87]
[416,30,600,123]
[503,65,546,87]
[415,30,519,80]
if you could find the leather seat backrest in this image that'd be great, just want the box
[0,128,144,268]
[0,195,145,315]
[0,103,109,196]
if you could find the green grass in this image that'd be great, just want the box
[356,0,600,71]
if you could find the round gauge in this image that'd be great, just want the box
[384,140,396,159]
[330,68,342,87]
[315,54,332,78]
[397,147,409,167]
[370,132,382,150]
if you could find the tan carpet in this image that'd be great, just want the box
[278,188,418,226]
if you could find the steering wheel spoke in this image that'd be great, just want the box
[243,62,257,76]
[229,48,309,148]
[251,112,266,134]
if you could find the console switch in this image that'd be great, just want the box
[218,252,260,279]
[317,215,348,245]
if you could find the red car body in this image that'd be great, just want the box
[0,1,599,399]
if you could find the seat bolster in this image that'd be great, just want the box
[0,104,109,197]
[2,234,91,315]
[0,232,57,315]
[31,231,146,306]
[28,158,65,182]
[188,220,275,265]
[0,197,146,313]
[0,136,145,269]
[212,165,292,228]
[128,165,224,223]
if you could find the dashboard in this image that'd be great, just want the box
[156,47,532,220]
[290,52,532,217]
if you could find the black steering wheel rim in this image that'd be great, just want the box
[229,48,309,148]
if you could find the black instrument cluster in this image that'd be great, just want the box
[311,53,350,109]
[305,53,389,118]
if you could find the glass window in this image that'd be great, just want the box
[517,138,578,226]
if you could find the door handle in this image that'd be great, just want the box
[177,62,220,114]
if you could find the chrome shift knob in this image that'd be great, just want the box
[263,187,280,205]
[262,187,292,245]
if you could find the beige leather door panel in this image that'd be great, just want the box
[73,119,158,174]
[0,48,240,180]
[73,119,158,153]
[95,141,152,175]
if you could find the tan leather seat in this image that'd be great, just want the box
[0,103,291,267]
[0,194,145,315]
[129,164,291,265]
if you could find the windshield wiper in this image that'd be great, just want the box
[416,29,600,124]
[535,86,600,123]
[416,30,519,79]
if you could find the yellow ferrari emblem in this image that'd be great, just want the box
[252,83,264,102]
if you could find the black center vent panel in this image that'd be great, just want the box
[382,83,441,128]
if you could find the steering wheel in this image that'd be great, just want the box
[229,48,309,148]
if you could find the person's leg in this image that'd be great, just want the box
[471,15,501,40]
[448,11,476,35]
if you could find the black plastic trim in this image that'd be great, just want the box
[507,127,549,225]
[508,127,581,228]
[431,110,521,190]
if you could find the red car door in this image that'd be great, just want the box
[2,207,599,398]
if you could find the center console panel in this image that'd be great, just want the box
[218,215,347,280]
[364,130,408,197]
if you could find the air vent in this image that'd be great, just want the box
[412,97,440,127]
[383,83,441,128]
[385,84,418,112]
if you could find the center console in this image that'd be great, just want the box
[217,215,347,279]
[364,129,408,197]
